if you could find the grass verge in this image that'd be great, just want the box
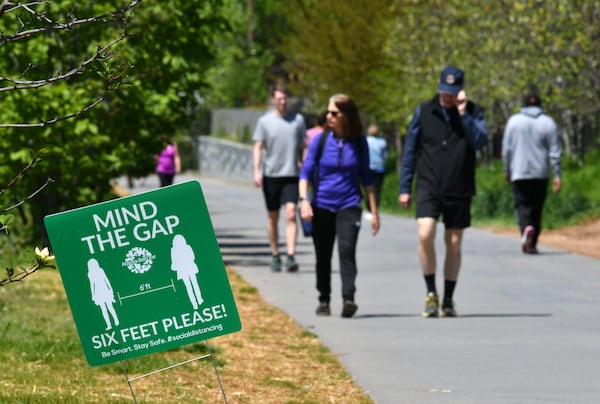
[0,268,373,403]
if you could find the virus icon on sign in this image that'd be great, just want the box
[122,247,155,274]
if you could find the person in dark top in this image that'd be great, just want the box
[399,66,487,318]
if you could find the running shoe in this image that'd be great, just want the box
[441,298,457,317]
[422,292,439,318]
[522,225,535,254]
[286,255,299,272]
[271,255,282,272]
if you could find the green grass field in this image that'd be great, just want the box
[0,268,373,403]
[0,271,168,402]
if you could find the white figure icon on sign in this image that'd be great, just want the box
[170,234,204,310]
[87,258,120,330]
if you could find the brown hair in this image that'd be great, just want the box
[330,94,363,140]
[271,83,288,97]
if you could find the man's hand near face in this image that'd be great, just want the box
[456,90,467,115]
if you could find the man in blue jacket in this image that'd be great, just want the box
[399,66,487,318]
[502,91,562,254]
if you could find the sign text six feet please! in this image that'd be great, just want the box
[44,180,241,366]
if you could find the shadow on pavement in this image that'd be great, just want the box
[458,313,552,318]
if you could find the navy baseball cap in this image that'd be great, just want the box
[438,66,464,95]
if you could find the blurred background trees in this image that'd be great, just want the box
[0,0,598,248]
[0,0,228,245]
[280,0,599,164]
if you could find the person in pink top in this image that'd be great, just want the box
[306,111,327,148]
[155,133,181,187]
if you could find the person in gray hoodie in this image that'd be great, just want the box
[502,91,562,254]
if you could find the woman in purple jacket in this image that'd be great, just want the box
[299,94,380,318]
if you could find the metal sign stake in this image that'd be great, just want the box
[120,340,228,403]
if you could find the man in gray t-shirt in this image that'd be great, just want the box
[252,85,306,272]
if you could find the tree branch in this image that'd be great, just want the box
[0,261,55,286]
[0,31,129,92]
[0,263,39,286]
[0,0,142,43]
[1,177,54,212]
[0,155,41,197]
[0,94,108,128]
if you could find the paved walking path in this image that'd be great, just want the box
[123,173,600,404]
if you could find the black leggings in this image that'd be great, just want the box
[312,206,362,303]
[158,173,175,187]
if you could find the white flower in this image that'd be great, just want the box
[34,246,55,264]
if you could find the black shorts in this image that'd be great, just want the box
[262,176,299,211]
[415,191,471,229]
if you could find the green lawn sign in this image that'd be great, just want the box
[44,180,241,366]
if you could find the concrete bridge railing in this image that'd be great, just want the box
[198,136,253,185]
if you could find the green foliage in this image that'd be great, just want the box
[2,0,600,247]
[269,0,600,229]
[204,40,274,107]
[0,214,14,230]
[241,124,252,143]
[461,156,600,229]
[277,0,600,161]
[568,148,600,201]
[0,0,230,243]
[0,190,57,284]
[543,193,596,228]
[202,0,289,108]
[281,0,394,117]
[376,170,405,216]
[471,160,514,222]
[94,0,230,176]
[376,151,600,230]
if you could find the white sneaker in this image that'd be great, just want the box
[521,225,535,253]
